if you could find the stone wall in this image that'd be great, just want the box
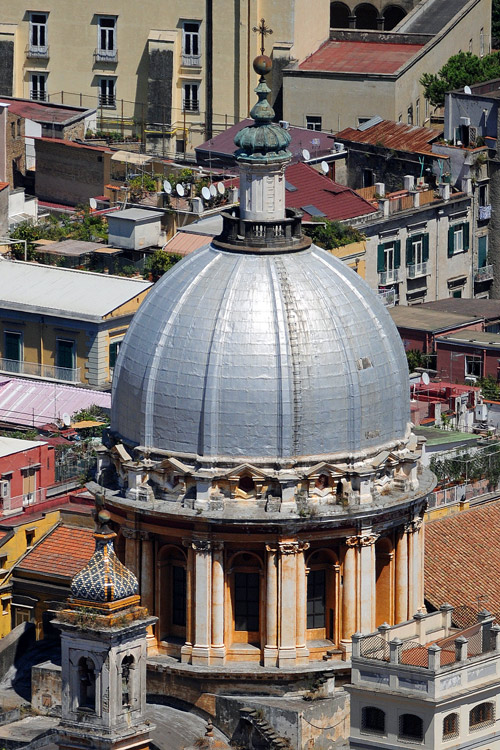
[0,40,13,97]
[31,661,62,715]
[34,139,109,206]
[7,109,25,187]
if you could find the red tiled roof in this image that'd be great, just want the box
[285,162,376,221]
[17,525,94,578]
[0,98,90,124]
[425,501,500,616]
[0,182,8,192]
[299,40,424,74]
[336,120,439,155]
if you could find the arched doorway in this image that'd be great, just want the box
[305,549,338,645]
[383,4,406,30]
[330,1,351,28]
[228,552,263,650]
[375,536,394,626]
[354,3,379,28]
[157,545,187,644]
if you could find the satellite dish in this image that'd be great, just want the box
[302,148,311,161]
[62,413,71,427]
[321,161,329,174]
[209,184,217,198]
[201,186,211,201]
[176,183,185,197]
[217,181,225,195]
[89,197,97,210]
[464,85,472,95]
[422,372,430,385]
[163,180,172,194]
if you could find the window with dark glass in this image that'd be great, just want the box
[399,714,424,741]
[470,702,494,730]
[30,13,47,48]
[183,22,200,56]
[109,340,122,370]
[98,17,116,51]
[443,713,459,739]
[4,331,22,371]
[307,568,326,629]
[56,339,75,371]
[172,565,186,627]
[361,706,385,734]
[234,571,259,631]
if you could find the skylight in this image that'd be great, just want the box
[301,204,326,217]
[285,181,297,192]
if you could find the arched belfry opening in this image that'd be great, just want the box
[330,1,351,27]
[383,4,406,30]
[355,3,378,28]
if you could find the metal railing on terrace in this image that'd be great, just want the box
[0,358,81,384]
[181,54,201,67]
[2,489,46,515]
[407,261,429,279]
[25,44,49,59]
[475,264,494,283]
[378,268,400,285]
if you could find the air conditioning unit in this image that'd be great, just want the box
[465,375,478,385]
[279,120,290,130]
[469,126,478,147]
[334,142,344,153]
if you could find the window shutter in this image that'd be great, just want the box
[406,237,414,266]
[463,222,470,252]
[448,227,454,257]
[394,240,401,269]
[478,236,487,268]
[422,233,429,262]
[377,244,386,272]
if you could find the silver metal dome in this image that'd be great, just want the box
[111,243,410,461]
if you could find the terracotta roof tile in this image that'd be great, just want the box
[299,40,424,75]
[425,501,500,616]
[17,525,94,578]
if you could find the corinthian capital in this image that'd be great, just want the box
[122,528,138,539]
[191,538,211,553]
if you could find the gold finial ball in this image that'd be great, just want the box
[253,54,272,76]
[97,509,111,525]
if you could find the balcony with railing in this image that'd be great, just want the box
[94,48,118,63]
[181,54,201,67]
[212,207,310,253]
[98,94,116,108]
[0,358,81,383]
[30,91,47,102]
[26,44,49,59]
[407,261,429,279]
[475,264,494,283]
[378,268,400,285]
[378,288,396,307]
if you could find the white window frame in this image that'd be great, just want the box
[0,480,10,500]
[453,225,464,254]
[415,98,420,126]
[465,354,482,379]
[384,243,396,273]
[182,21,201,64]
[183,82,199,112]
[306,115,322,131]
[29,12,47,51]
[480,28,485,57]
[412,236,424,265]
[98,77,116,108]
[98,16,116,53]
[30,72,47,101]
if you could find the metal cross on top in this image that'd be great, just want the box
[253,18,273,55]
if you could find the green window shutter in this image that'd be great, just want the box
[463,222,470,252]
[478,236,487,268]
[406,237,414,266]
[422,233,429,262]
[394,240,401,269]
[448,226,454,257]
[377,244,386,272]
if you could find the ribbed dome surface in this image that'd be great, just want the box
[234,121,291,161]
[111,243,410,460]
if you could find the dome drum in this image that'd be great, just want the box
[212,207,310,253]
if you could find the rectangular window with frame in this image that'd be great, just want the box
[480,28,485,56]
[479,183,488,207]
[415,98,420,126]
[29,12,47,52]
[478,235,488,268]
[448,222,469,256]
[56,338,75,379]
[306,115,322,131]
[406,233,429,266]
[98,77,116,107]
[30,73,47,101]
[377,240,401,279]
[407,105,413,125]
[465,354,482,378]
[171,565,186,627]
[109,339,122,371]
[234,571,259,632]
[183,82,199,112]
[98,16,116,52]
[307,569,326,629]
[1,480,10,500]
[182,22,201,65]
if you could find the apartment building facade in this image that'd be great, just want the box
[0,0,329,155]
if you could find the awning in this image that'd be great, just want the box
[70,420,106,429]
[111,150,152,166]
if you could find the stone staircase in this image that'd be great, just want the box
[240,706,292,750]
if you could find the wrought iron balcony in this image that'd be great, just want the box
[181,54,201,67]
[26,44,49,59]
[407,261,429,279]
[94,48,118,63]
[182,100,200,113]
[98,94,116,108]
[474,264,494,283]
[378,268,400,285]
[378,288,396,307]
[30,91,47,102]
[0,358,81,383]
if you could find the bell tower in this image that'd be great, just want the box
[55,509,156,750]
